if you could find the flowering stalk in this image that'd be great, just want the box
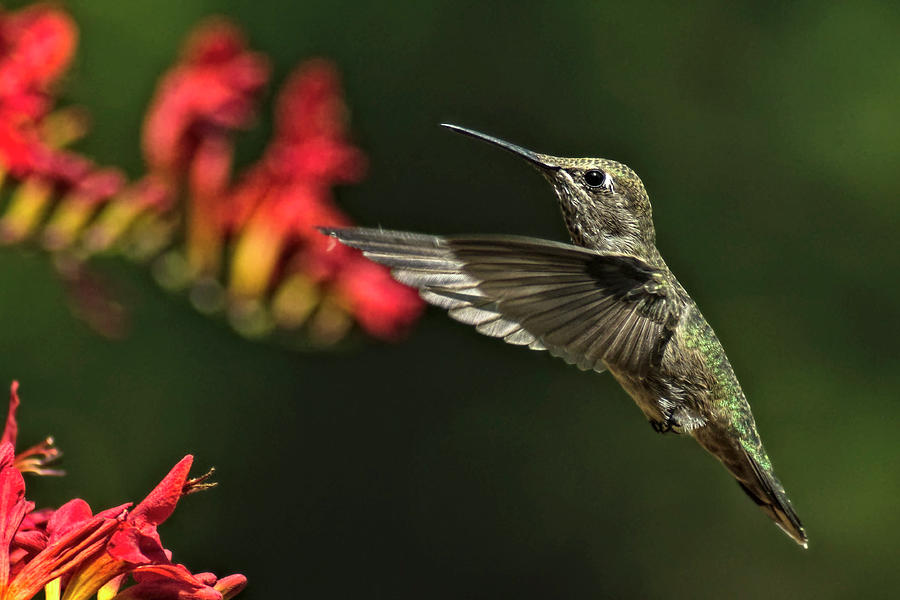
[1,382,246,600]
[0,3,423,345]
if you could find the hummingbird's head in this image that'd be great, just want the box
[442,124,656,258]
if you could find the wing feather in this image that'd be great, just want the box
[320,227,679,376]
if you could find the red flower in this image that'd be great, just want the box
[226,60,365,234]
[2,382,61,477]
[0,4,77,94]
[0,120,43,176]
[141,18,268,175]
[267,60,366,185]
[106,456,195,565]
[332,257,424,340]
[0,383,247,600]
[109,564,246,600]
[1,382,20,448]
[0,7,423,345]
[0,3,126,259]
[0,4,77,177]
[224,59,422,340]
[0,442,125,600]
[140,18,268,278]
[0,443,31,591]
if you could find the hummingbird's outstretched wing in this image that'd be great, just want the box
[321,227,679,376]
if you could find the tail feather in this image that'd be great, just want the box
[695,427,808,548]
[737,447,808,548]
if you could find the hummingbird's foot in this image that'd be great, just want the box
[650,419,676,434]
[649,409,705,435]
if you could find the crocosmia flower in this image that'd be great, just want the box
[0,381,246,600]
[224,60,423,341]
[0,4,423,346]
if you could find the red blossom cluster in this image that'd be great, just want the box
[220,60,423,341]
[0,3,77,177]
[0,3,423,344]
[0,4,124,246]
[1,382,246,600]
[139,23,422,342]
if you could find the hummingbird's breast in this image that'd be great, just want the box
[607,302,750,436]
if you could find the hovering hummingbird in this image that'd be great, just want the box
[320,124,807,547]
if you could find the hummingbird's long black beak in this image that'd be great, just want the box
[440,124,559,171]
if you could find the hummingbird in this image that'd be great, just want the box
[320,124,807,547]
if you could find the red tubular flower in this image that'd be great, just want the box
[266,59,367,185]
[46,456,237,600]
[227,60,365,280]
[332,257,424,341]
[0,3,77,177]
[106,455,194,565]
[109,564,246,600]
[225,59,422,341]
[3,382,61,477]
[7,503,124,600]
[9,507,51,572]
[0,121,43,177]
[0,442,125,600]
[0,382,247,600]
[1,382,20,449]
[141,19,267,175]
[224,60,363,334]
[55,457,195,600]
[0,443,31,593]
[0,4,77,93]
[141,18,269,278]
[0,6,422,345]
[0,3,128,256]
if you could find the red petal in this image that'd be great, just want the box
[180,18,247,65]
[12,529,46,553]
[274,60,346,142]
[140,18,268,174]
[18,506,53,531]
[6,514,119,600]
[335,258,424,340]
[121,564,223,600]
[189,134,232,202]
[4,5,78,87]
[46,498,93,542]
[0,442,29,591]
[214,574,247,599]
[94,502,132,521]
[193,572,217,586]
[106,457,195,566]
[129,455,193,528]
[132,563,197,584]
[2,381,20,448]
[107,527,158,564]
[113,581,221,600]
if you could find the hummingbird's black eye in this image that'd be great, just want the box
[583,169,611,190]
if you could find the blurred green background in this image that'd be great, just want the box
[1,0,899,598]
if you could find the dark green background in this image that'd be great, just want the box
[1,1,898,598]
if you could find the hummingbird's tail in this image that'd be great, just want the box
[694,426,808,548]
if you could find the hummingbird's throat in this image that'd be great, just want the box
[550,176,591,248]
[549,171,652,257]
